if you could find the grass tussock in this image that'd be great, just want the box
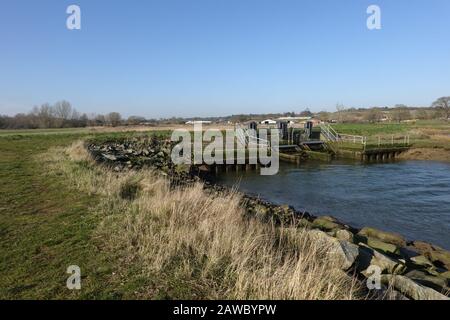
[48,140,363,299]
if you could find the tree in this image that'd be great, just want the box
[336,103,346,123]
[106,112,122,127]
[433,108,444,120]
[94,114,106,126]
[0,115,7,129]
[32,103,54,128]
[317,111,330,122]
[78,113,88,127]
[127,115,146,125]
[11,113,31,129]
[71,109,81,121]
[415,109,429,120]
[365,108,383,123]
[431,97,450,120]
[391,105,411,122]
[0,101,89,129]
[54,100,73,120]
[299,108,313,117]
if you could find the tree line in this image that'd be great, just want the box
[317,97,450,123]
[1,97,449,129]
[0,101,128,129]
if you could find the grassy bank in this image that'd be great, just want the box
[333,121,450,151]
[0,133,99,298]
[331,121,450,162]
[0,133,139,298]
[0,131,362,299]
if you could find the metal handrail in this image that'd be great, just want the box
[320,124,367,145]
[327,124,339,139]
[366,135,411,147]
[338,134,365,144]
[319,123,339,141]
[235,124,271,149]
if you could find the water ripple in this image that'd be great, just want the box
[217,160,450,249]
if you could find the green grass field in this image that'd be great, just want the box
[0,130,157,299]
[332,123,409,136]
[332,120,450,150]
[0,127,93,137]
[332,120,449,136]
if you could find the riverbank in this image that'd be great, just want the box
[63,140,364,299]
[333,122,450,162]
[1,131,448,299]
[398,148,450,162]
[87,136,450,299]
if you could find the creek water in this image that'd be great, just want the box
[215,160,450,250]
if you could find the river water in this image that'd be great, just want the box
[216,160,450,250]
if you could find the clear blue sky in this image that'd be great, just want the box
[1,0,449,118]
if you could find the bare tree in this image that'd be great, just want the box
[106,112,122,127]
[94,114,106,126]
[32,103,54,128]
[299,108,313,117]
[317,111,331,122]
[365,108,383,123]
[78,113,88,127]
[336,103,346,123]
[0,100,90,129]
[71,109,80,121]
[391,105,411,123]
[431,97,450,120]
[415,109,429,120]
[127,116,146,125]
[54,100,73,120]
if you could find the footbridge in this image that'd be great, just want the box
[319,123,411,161]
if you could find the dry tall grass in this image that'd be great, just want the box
[45,140,363,299]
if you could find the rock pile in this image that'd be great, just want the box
[86,136,450,300]
[88,136,174,173]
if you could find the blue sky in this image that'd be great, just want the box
[1,0,450,118]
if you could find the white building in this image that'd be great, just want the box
[185,120,212,125]
[260,119,277,124]
[276,116,312,122]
